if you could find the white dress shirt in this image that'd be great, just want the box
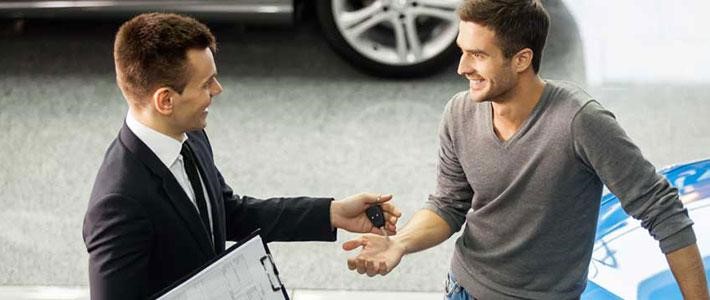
[125,112,214,237]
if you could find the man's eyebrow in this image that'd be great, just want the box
[455,41,489,56]
[462,47,489,56]
[470,49,489,55]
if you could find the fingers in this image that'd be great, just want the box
[362,193,393,204]
[378,261,389,275]
[344,235,391,277]
[384,223,397,235]
[347,258,357,270]
[356,257,367,274]
[366,224,396,236]
[384,214,399,230]
[369,226,390,235]
[381,202,400,234]
[342,238,365,251]
[381,202,402,217]
[349,256,389,277]
[377,193,393,203]
[366,260,377,277]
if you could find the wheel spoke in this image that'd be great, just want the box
[339,1,384,29]
[411,6,459,23]
[404,13,422,60]
[343,12,391,40]
[330,0,460,66]
[391,17,408,63]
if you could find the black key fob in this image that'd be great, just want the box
[366,205,386,228]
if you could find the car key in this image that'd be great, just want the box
[366,204,388,239]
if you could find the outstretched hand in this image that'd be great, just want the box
[343,234,406,276]
[330,193,401,235]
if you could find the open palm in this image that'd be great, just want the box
[343,234,405,276]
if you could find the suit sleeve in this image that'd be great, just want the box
[83,194,153,300]
[218,170,337,243]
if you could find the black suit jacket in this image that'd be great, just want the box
[82,124,336,299]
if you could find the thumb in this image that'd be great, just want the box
[365,193,393,204]
[342,238,365,251]
[378,194,393,203]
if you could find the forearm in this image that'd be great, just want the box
[393,209,453,255]
[665,243,709,300]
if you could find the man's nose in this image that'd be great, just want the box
[457,55,469,76]
[212,79,223,97]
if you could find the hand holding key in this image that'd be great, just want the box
[330,193,401,235]
[366,204,389,239]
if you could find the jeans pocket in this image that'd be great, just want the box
[444,273,465,300]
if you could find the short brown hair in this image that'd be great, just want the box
[114,13,216,102]
[458,0,549,73]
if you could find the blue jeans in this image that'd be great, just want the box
[445,273,476,300]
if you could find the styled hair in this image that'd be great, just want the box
[458,0,549,73]
[114,13,216,102]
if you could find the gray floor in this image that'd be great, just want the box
[0,286,442,300]
[0,17,708,294]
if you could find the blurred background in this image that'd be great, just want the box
[0,0,708,299]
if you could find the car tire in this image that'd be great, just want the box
[316,0,461,78]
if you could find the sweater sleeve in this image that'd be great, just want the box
[572,100,695,253]
[423,95,474,234]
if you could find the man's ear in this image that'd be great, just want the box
[513,48,534,73]
[152,88,174,115]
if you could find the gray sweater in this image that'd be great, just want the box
[424,80,696,299]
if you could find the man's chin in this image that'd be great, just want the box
[468,88,488,103]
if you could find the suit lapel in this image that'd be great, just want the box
[119,123,216,257]
[185,137,225,251]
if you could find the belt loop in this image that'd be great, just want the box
[444,274,451,294]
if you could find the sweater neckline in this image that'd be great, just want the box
[484,81,552,149]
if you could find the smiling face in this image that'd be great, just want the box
[168,47,223,133]
[456,21,518,103]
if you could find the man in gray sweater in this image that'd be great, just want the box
[342,0,709,299]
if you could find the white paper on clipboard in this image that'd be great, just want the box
[156,233,288,300]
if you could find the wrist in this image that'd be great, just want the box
[329,199,342,229]
[391,236,409,256]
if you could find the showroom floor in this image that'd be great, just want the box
[0,287,442,300]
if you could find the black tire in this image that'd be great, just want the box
[315,1,459,78]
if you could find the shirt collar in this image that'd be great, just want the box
[126,111,188,168]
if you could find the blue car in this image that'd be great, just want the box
[583,159,710,299]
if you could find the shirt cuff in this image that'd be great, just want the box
[659,226,696,254]
[320,198,338,242]
[422,203,463,235]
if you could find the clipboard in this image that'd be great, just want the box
[153,229,289,300]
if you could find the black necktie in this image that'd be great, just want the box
[180,142,213,244]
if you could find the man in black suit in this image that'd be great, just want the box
[82,13,401,300]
